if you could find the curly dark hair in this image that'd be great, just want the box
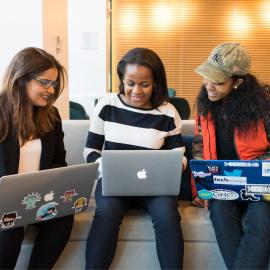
[196,74,270,137]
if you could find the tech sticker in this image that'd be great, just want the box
[213,175,247,186]
[0,211,22,229]
[22,192,42,209]
[262,162,270,177]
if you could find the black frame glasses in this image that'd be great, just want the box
[34,78,58,89]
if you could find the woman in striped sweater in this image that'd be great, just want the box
[84,48,186,270]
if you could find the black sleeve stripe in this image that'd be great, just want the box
[85,131,104,150]
[99,105,176,132]
[86,151,101,163]
[164,134,185,150]
[104,141,153,150]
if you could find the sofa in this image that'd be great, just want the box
[15,120,226,270]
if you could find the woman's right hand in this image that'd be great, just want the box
[192,196,209,210]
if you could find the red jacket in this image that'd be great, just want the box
[191,113,270,197]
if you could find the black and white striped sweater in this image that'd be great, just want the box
[84,93,185,166]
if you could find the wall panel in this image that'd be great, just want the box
[112,0,270,118]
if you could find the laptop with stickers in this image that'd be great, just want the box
[102,150,183,196]
[0,163,98,230]
[190,159,270,202]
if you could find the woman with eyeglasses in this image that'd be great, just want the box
[0,47,74,269]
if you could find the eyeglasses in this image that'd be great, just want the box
[34,78,58,89]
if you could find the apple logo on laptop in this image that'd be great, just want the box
[137,169,147,180]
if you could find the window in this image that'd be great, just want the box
[111,0,270,118]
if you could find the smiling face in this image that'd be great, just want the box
[203,77,236,102]
[26,67,58,107]
[122,64,154,109]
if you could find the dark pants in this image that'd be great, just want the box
[85,180,184,270]
[209,200,270,270]
[0,214,74,270]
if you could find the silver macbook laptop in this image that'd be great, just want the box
[0,163,98,230]
[102,150,183,196]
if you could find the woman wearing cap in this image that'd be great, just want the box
[192,42,270,269]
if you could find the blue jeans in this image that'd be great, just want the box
[209,200,270,269]
[85,180,184,269]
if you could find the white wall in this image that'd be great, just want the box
[68,0,108,117]
[0,0,108,118]
[0,0,42,82]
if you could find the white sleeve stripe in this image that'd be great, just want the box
[104,121,167,149]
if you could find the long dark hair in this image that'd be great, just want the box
[0,47,67,144]
[117,47,169,108]
[196,74,270,137]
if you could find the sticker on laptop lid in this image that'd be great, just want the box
[240,189,260,201]
[198,189,213,200]
[213,175,246,186]
[224,161,259,167]
[192,171,212,178]
[22,192,42,209]
[36,202,59,221]
[263,194,270,201]
[207,166,219,174]
[72,197,88,213]
[246,184,270,195]
[60,189,78,203]
[0,211,22,229]
[212,189,239,200]
[224,169,242,177]
[262,162,270,177]
[44,191,55,202]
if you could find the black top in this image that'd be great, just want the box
[0,107,66,178]
[215,114,238,160]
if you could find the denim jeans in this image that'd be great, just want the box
[85,179,184,269]
[209,200,270,269]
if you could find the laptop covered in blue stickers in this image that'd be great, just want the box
[190,159,270,202]
[0,163,98,230]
